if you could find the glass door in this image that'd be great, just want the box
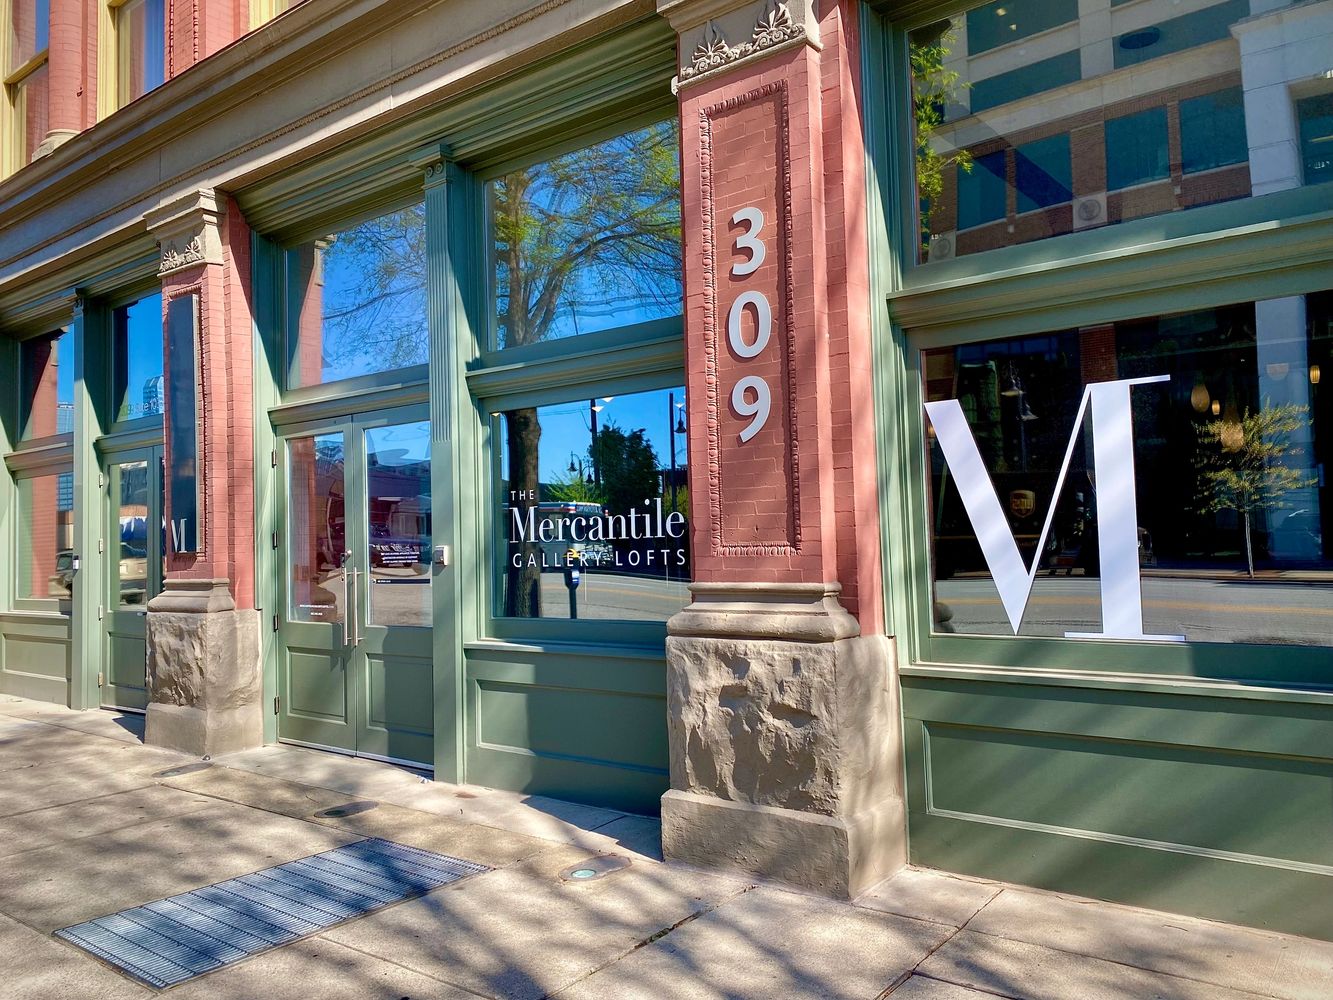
[103,447,165,711]
[277,407,434,766]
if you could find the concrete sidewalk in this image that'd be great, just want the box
[1,694,1330,1000]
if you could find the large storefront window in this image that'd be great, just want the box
[923,290,1330,645]
[112,293,163,421]
[497,385,690,622]
[489,120,682,349]
[19,328,72,440]
[15,470,74,613]
[907,0,1331,263]
[286,204,428,388]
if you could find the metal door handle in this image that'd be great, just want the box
[346,566,361,647]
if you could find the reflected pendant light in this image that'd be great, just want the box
[1190,377,1211,413]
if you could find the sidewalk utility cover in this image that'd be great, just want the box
[54,838,490,988]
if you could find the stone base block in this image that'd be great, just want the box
[145,702,261,759]
[662,583,908,899]
[661,788,905,898]
[145,579,263,758]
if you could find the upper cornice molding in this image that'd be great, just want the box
[0,0,659,311]
[656,0,819,92]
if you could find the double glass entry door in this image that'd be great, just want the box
[278,408,435,766]
[103,446,165,711]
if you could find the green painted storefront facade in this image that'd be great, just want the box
[865,0,1333,940]
[0,0,1330,943]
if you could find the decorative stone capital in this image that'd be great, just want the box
[145,189,225,277]
[657,0,820,92]
[668,582,859,642]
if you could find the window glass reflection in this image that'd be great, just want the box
[366,421,431,627]
[497,387,690,621]
[15,471,74,613]
[117,462,150,606]
[117,0,165,106]
[289,433,345,623]
[922,290,1332,645]
[114,294,164,421]
[19,329,72,440]
[490,121,683,349]
[909,0,1329,264]
[14,61,49,165]
[8,0,50,66]
[287,204,428,388]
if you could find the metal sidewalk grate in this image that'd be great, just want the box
[54,838,489,989]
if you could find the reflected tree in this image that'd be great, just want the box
[911,22,972,257]
[590,424,661,523]
[317,205,430,374]
[1195,403,1317,577]
[496,121,682,616]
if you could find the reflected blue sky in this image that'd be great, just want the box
[118,294,163,419]
[529,386,687,483]
[56,331,73,406]
[306,207,429,385]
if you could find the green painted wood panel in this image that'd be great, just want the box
[464,645,668,815]
[361,651,434,766]
[103,628,148,711]
[0,618,72,703]
[903,677,1333,939]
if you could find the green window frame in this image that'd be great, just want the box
[468,116,687,648]
[864,0,1333,690]
[3,321,75,616]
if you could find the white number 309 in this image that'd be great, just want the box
[727,208,773,444]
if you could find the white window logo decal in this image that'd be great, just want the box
[925,374,1185,642]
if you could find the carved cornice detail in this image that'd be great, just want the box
[159,235,208,274]
[679,3,807,87]
[146,189,225,277]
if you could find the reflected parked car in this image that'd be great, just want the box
[48,549,74,597]
[119,542,149,603]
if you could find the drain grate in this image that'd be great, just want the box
[54,838,489,988]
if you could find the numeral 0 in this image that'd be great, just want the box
[732,376,771,443]
[728,291,771,359]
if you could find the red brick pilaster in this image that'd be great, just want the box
[669,0,883,632]
[148,190,256,609]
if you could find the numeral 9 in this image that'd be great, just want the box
[732,376,771,443]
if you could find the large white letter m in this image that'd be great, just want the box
[925,375,1183,642]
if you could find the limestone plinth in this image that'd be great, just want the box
[145,578,263,757]
[662,582,906,898]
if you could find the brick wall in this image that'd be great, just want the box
[160,198,256,608]
[677,1,884,631]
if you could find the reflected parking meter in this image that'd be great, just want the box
[564,559,581,619]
